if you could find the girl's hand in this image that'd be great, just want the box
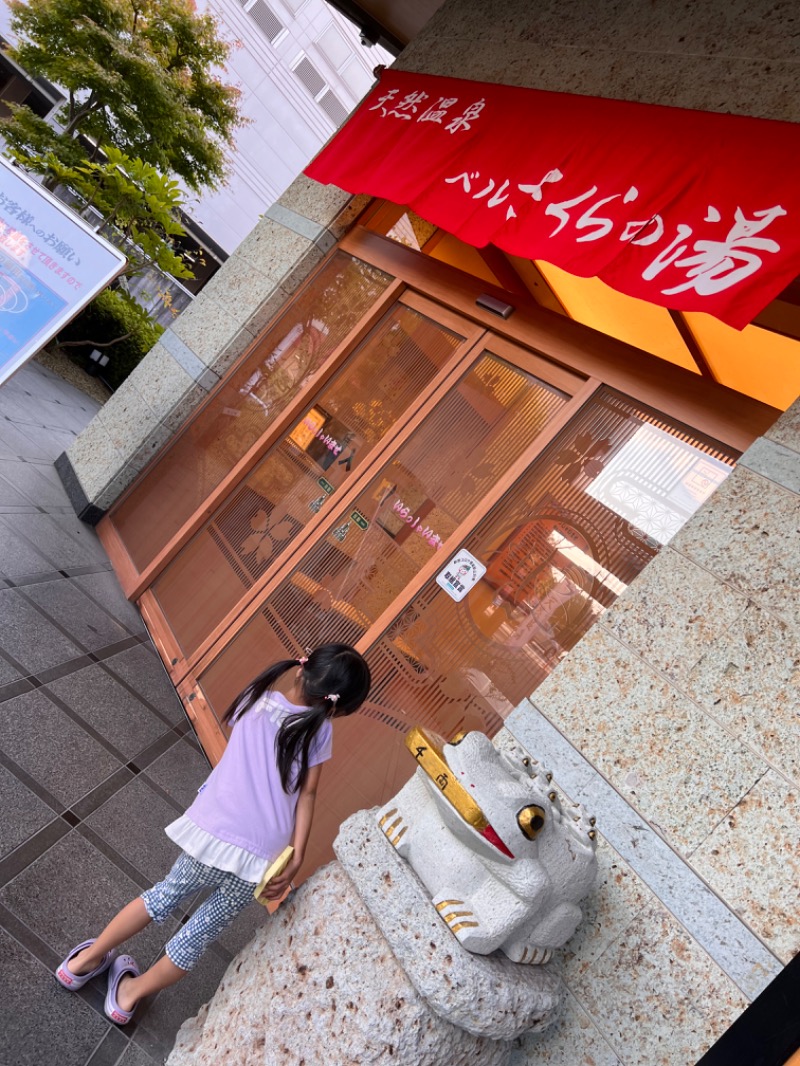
[258,855,303,902]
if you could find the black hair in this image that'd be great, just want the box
[222,643,371,793]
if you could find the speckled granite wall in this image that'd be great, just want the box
[395,0,800,122]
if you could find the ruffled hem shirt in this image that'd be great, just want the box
[165,814,267,882]
[167,690,333,884]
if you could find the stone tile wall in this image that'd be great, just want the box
[500,397,800,1065]
[396,0,800,122]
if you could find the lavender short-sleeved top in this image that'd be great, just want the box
[182,691,332,865]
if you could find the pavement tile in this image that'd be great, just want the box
[0,457,71,509]
[0,926,108,1066]
[0,831,174,972]
[114,1042,159,1066]
[0,588,83,673]
[0,389,47,427]
[0,519,57,578]
[4,420,78,460]
[48,512,110,565]
[0,764,55,861]
[135,946,229,1061]
[0,653,23,686]
[0,588,84,669]
[2,512,97,569]
[144,737,209,809]
[72,571,147,636]
[0,689,122,808]
[0,419,52,460]
[83,1029,130,1066]
[104,645,185,723]
[23,579,130,654]
[47,663,170,760]
[0,469,33,508]
[85,776,182,884]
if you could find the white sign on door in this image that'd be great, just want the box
[436,548,487,602]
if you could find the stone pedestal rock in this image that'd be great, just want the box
[166,810,563,1065]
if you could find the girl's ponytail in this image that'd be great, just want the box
[221,659,297,726]
[223,644,371,794]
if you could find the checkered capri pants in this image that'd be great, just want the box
[141,852,256,971]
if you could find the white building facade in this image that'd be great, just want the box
[185,0,391,255]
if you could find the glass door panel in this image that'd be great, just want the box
[194,350,570,718]
[148,301,468,660]
[364,386,736,742]
[109,253,393,573]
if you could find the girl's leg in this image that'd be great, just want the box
[67,853,206,977]
[115,871,255,1013]
[117,954,187,1012]
[69,898,151,975]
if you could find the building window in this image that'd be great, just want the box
[317,88,348,127]
[245,0,285,44]
[293,55,326,97]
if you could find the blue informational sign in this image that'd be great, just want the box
[0,156,127,386]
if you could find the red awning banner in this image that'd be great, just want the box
[305,70,800,329]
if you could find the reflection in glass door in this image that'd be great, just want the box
[144,297,473,666]
[365,387,736,745]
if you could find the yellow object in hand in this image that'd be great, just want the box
[253,845,294,906]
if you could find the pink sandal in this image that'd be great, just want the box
[55,939,117,990]
[104,953,141,1025]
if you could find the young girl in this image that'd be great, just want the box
[55,643,371,1025]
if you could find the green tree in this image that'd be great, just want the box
[45,145,194,280]
[2,0,243,192]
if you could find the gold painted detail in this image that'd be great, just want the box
[450,921,480,934]
[517,804,546,841]
[390,825,407,847]
[444,911,473,923]
[405,727,489,831]
[435,899,464,911]
[379,808,398,828]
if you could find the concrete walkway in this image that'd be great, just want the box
[0,362,264,1066]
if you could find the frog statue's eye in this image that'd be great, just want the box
[517,804,546,841]
[450,730,468,745]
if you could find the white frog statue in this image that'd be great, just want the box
[377,728,598,965]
